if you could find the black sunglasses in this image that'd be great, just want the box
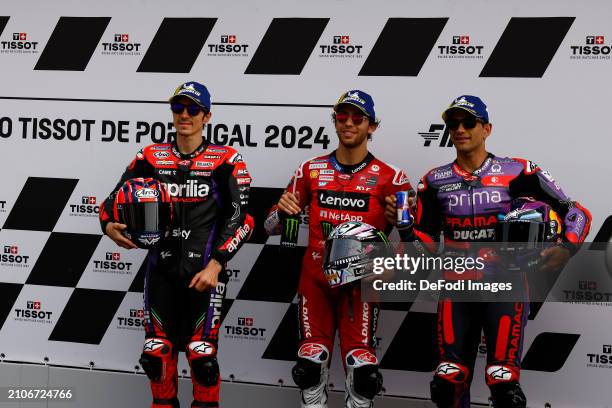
[445,116,484,130]
[170,102,207,116]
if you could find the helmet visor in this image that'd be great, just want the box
[496,220,547,248]
[118,202,172,232]
[324,237,373,269]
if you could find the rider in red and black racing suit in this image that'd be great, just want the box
[411,96,592,408]
[266,90,413,408]
[100,127,253,406]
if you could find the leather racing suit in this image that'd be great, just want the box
[100,140,254,408]
[265,151,413,408]
[415,153,591,408]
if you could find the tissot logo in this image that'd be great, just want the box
[207,34,249,56]
[438,34,484,59]
[1,32,39,53]
[101,33,142,55]
[92,252,133,274]
[318,191,369,212]
[14,300,52,322]
[106,252,120,261]
[224,316,267,338]
[1,245,30,266]
[570,35,610,59]
[319,34,363,58]
[70,195,99,216]
[0,200,6,211]
[563,280,612,303]
[418,124,453,147]
[117,308,146,329]
[586,344,612,368]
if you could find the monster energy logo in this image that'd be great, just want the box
[376,231,389,244]
[321,221,334,239]
[281,217,300,247]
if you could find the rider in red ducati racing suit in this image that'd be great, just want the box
[265,90,413,408]
[100,82,253,408]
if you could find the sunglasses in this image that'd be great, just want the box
[445,116,484,130]
[170,102,207,116]
[334,112,369,125]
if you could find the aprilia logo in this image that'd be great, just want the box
[162,180,209,198]
[318,191,369,212]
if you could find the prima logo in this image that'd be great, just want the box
[447,190,502,210]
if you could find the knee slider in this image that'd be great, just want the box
[490,382,526,408]
[140,338,173,382]
[345,349,382,400]
[292,343,329,389]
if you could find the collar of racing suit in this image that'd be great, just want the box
[171,138,209,159]
[330,150,375,174]
[452,152,495,182]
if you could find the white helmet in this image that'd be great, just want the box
[323,221,390,288]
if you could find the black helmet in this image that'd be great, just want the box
[323,221,390,288]
[113,178,173,249]
[496,197,561,270]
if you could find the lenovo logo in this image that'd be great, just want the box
[318,191,369,212]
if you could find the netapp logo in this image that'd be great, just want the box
[70,196,99,217]
[319,35,363,58]
[1,245,30,266]
[207,34,249,56]
[14,300,52,322]
[438,35,484,59]
[0,32,39,53]
[318,191,369,212]
[587,344,612,368]
[570,35,610,60]
[101,33,142,55]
